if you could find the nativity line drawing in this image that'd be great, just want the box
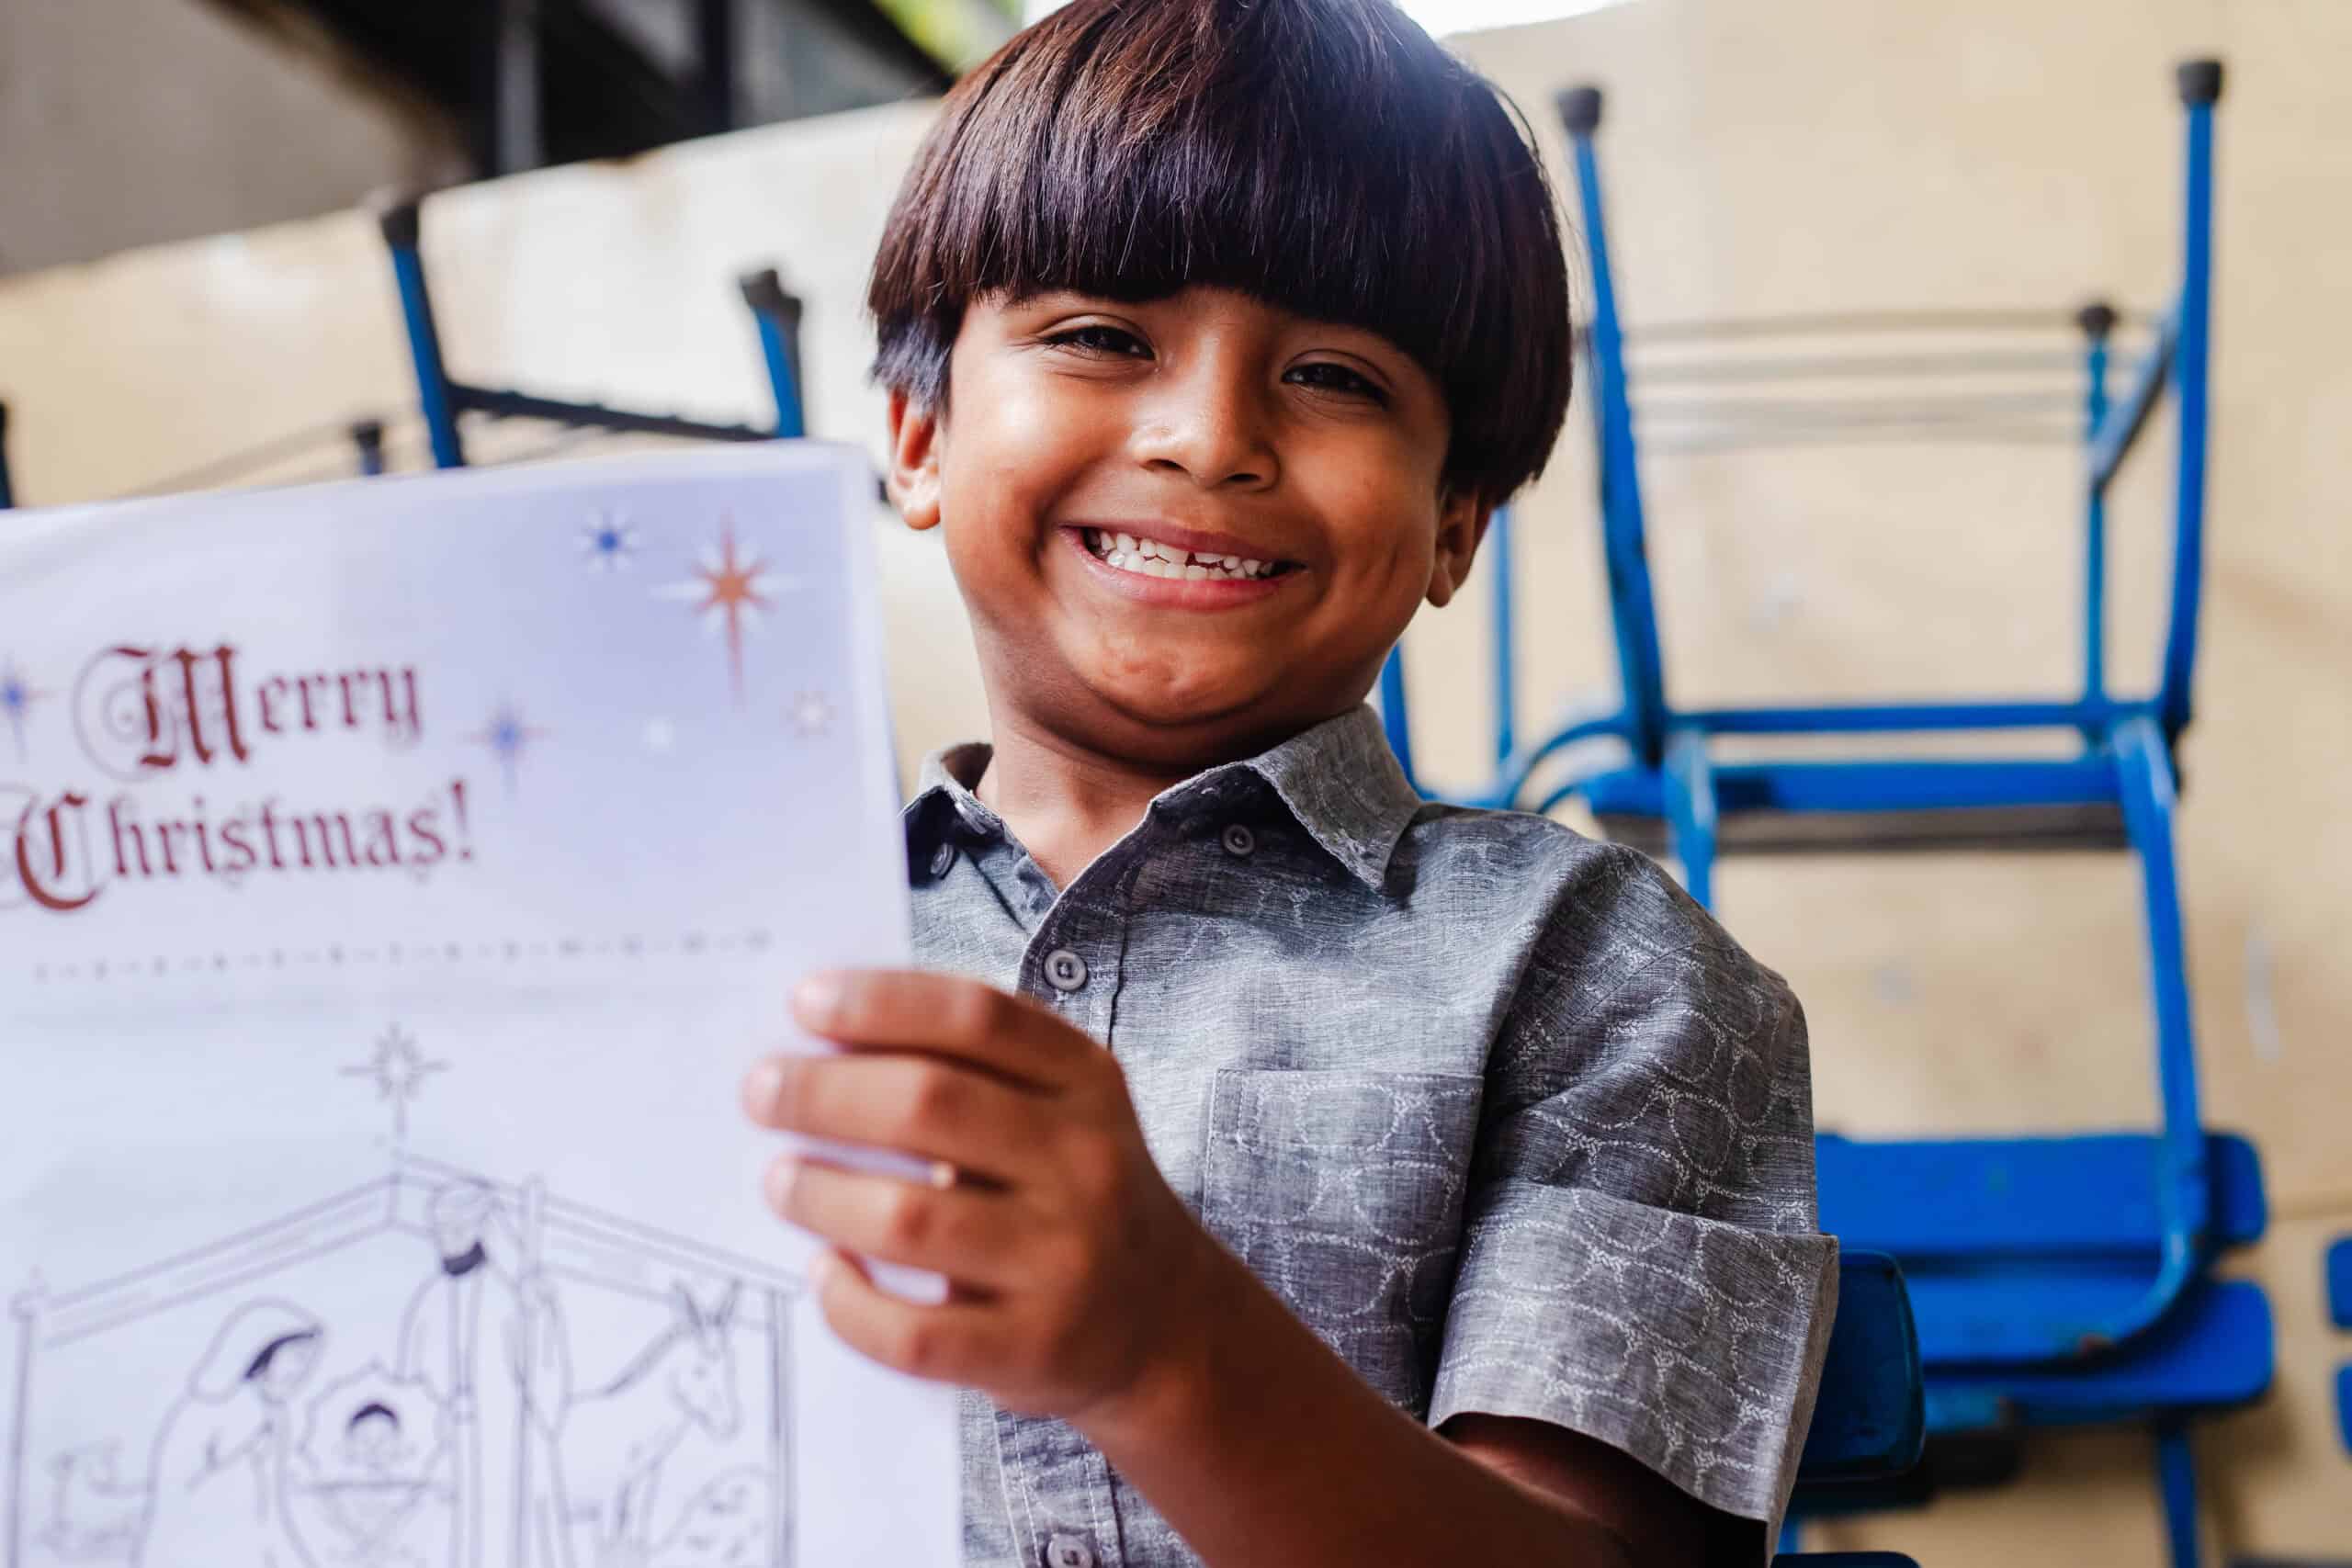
[6,1033,803,1568]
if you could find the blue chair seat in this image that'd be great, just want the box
[1584,758,2131,856]
[1797,1251,1926,1486]
[1818,1132,2265,1362]
[1927,1278,2272,1427]
[1907,1266,2250,1367]
[1818,1133,2265,1263]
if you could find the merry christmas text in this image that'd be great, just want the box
[6,642,478,916]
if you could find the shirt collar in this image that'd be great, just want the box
[903,705,1423,890]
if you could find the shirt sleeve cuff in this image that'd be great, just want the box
[1428,1179,1840,1552]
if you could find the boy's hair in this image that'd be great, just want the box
[866,0,1574,503]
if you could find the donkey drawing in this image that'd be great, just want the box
[557,1280,743,1568]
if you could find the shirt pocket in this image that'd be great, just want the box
[1198,1067,1484,1416]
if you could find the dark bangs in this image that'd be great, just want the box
[866,0,1574,502]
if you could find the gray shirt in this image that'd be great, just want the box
[906,705,1838,1568]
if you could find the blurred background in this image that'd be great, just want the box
[2,0,2346,1564]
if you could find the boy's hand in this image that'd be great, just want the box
[740,969,1227,1435]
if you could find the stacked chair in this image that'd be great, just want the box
[1380,61,2271,1568]
[376,191,808,470]
[0,197,808,507]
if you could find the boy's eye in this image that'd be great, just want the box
[1045,323,1151,358]
[1284,361,1388,403]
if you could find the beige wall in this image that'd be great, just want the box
[2,0,2346,1559]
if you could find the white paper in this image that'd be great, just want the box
[0,448,958,1568]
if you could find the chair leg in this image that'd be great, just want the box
[1664,729,1719,910]
[2154,1416,2201,1568]
[377,197,469,469]
[2110,717,2211,1341]
[1376,645,1424,799]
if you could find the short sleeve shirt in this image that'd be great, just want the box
[905,705,1839,1568]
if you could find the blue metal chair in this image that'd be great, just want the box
[1782,1251,1926,1566]
[1389,63,2222,832]
[1809,1134,2269,1549]
[1379,60,2272,1568]
[1799,1253,1928,1485]
[0,203,805,506]
[376,192,807,470]
[1389,59,2241,1356]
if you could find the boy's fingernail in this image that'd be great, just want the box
[741,1058,786,1118]
[766,1155,801,1214]
[809,1251,840,1292]
[793,972,844,1025]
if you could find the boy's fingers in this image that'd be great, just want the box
[741,1054,1051,1181]
[791,969,1092,1083]
[770,1156,1030,1286]
[810,1249,1015,1387]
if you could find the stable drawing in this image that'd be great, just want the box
[6,1051,800,1568]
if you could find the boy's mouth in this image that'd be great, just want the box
[1076,526,1299,583]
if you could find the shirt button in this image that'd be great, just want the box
[1220,823,1257,858]
[1043,949,1088,992]
[929,842,956,878]
[1044,1537,1096,1568]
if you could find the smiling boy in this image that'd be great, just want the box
[738,2,1837,1564]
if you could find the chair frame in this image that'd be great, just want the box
[377,192,807,470]
[1380,59,2227,1369]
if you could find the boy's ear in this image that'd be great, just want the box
[885,388,944,533]
[1424,487,1494,609]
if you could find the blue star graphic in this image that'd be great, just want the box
[468,703,548,793]
[579,513,640,572]
[0,660,49,761]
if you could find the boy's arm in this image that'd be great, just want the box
[746,969,1737,1568]
[1450,1416,1761,1562]
[1075,1245,1736,1568]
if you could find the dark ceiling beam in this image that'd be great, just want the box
[200,0,952,175]
[697,0,738,133]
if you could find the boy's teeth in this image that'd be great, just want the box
[1085,528,1278,581]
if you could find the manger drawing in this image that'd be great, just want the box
[5,1045,803,1568]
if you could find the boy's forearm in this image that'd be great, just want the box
[1077,1246,1637,1568]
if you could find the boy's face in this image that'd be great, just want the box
[888,287,1486,771]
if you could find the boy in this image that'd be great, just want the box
[740,2,1837,1563]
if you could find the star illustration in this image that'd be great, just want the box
[785,690,835,738]
[654,520,799,705]
[0,659,51,761]
[579,511,640,572]
[340,1023,448,1145]
[467,703,548,793]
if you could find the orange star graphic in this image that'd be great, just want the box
[658,519,791,704]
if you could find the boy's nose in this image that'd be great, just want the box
[1126,378,1279,492]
